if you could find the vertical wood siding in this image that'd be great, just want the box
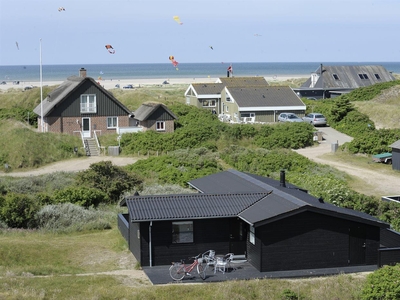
[258,211,380,272]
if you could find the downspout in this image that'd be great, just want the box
[149,221,153,267]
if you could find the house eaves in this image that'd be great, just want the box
[124,192,270,222]
[33,76,131,117]
[226,86,305,109]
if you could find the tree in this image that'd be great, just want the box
[75,161,142,203]
[330,97,354,123]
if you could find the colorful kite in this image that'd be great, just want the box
[105,44,115,54]
[173,16,183,25]
[169,56,179,70]
[58,7,65,12]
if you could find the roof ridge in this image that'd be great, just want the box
[227,169,308,207]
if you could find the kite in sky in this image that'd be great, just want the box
[209,46,213,50]
[58,7,65,12]
[169,56,179,70]
[173,16,183,25]
[105,44,115,54]
[15,42,19,50]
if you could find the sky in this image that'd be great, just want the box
[1,0,400,66]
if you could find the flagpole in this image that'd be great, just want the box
[40,38,43,132]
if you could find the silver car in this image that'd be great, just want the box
[278,113,303,123]
[302,113,327,126]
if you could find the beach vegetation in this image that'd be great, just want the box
[1,82,400,297]
[303,80,400,154]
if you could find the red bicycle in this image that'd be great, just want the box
[169,253,207,281]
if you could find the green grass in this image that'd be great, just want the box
[0,227,129,276]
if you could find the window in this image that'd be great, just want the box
[240,112,255,118]
[249,225,255,245]
[226,97,232,102]
[363,74,369,79]
[107,117,118,128]
[80,94,96,113]
[374,74,381,80]
[202,99,216,107]
[358,74,369,80]
[225,106,229,113]
[332,74,340,80]
[156,121,165,131]
[172,221,193,243]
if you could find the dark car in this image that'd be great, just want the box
[278,113,303,123]
[123,84,134,89]
[24,85,34,90]
[0,81,6,85]
[302,113,327,126]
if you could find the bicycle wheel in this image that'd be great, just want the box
[197,262,207,280]
[169,264,185,281]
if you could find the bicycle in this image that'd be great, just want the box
[169,253,207,281]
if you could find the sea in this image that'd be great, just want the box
[1,62,400,82]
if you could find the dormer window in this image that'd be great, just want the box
[332,74,339,80]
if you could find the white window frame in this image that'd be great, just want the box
[249,225,255,245]
[202,99,216,107]
[240,112,255,118]
[80,94,97,113]
[107,116,118,129]
[156,121,165,131]
[172,221,193,244]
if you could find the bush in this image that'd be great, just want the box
[361,264,400,300]
[75,161,142,203]
[0,193,39,228]
[52,186,108,207]
[35,203,112,232]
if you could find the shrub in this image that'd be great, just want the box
[361,264,400,300]
[35,203,112,232]
[75,161,142,203]
[52,186,108,207]
[0,193,39,228]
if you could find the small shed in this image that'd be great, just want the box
[389,140,400,170]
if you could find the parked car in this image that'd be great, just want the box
[278,113,303,123]
[114,84,120,88]
[123,84,134,89]
[24,85,34,90]
[302,113,327,126]
[0,81,6,85]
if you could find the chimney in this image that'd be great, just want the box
[280,170,286,188]
[79,68,87,78]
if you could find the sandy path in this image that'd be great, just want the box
[0,156,140,177]
[294,128,400,197]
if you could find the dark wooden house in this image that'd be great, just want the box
[293,64,396,99]
[389,140,400,171]
[33,68,132,138]
[118,170,400,272]
[131,103,177,133]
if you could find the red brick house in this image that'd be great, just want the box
[33,68,133,138]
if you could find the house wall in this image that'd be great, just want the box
[140,106,176,133]
[47,80,130,134]
[138,218,233,267]
[392,148,400,171]
[129,222,141,264]
[46,116,129,135]
[254,211,380,272]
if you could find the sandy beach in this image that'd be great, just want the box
[0,75,308,91]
